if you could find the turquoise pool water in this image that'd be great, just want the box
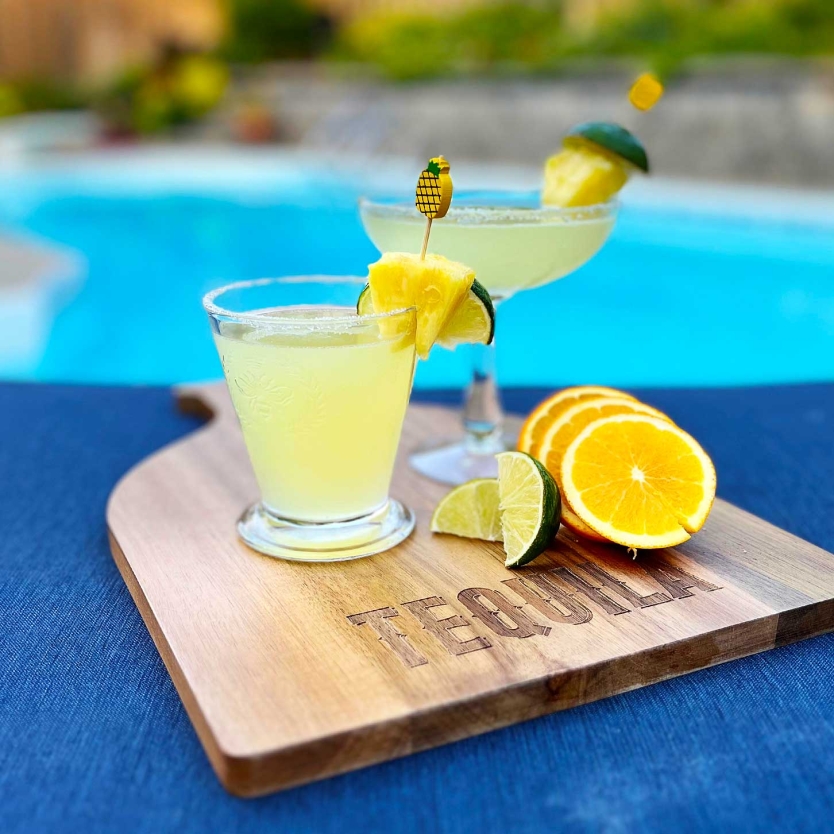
[1,156,833,389]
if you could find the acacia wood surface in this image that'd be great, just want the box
[107,383,834,797]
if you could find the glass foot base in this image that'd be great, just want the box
[238,499,415,562]
[409,435,512,485]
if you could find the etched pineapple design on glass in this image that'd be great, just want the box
[223,356,325,434]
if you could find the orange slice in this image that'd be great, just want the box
[561,415,716,549]
[517,385,636,458]
[561,502,609,542]
[538,397,671,541]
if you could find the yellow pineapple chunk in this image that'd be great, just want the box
[368,252,475,359]
[542,146,628,208]
[629,73,664,111]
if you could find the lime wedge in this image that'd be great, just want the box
[430,453,561,567]
[430,478,503,542]
[358,279,494,348]
[436,280,495,348]
[565,121,649,173]
[357,283,374,316]
[496,451,561,567]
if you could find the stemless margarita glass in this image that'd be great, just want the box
[204,277,417,561]
[360,190,618,485]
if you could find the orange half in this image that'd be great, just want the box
[561,414,716,549]
[517,385,636,458]
[538,397,671,541]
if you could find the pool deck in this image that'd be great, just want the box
[1,380,833,832]
[0,230,82,373]
[0,231,74,289]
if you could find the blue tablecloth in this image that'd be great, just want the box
[1,382,833,833]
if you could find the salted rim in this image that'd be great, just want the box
[202,276,415,328]
[359,191,619,226]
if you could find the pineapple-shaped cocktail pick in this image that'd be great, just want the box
[416,156,453,259]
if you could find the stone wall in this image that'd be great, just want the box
[230,61,834,187]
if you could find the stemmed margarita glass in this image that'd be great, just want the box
[360,190,618,485]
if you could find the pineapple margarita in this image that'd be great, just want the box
[204,154,496,562]
[362,198,615,301]
[204,278,418,562]
[360,124,648,485]
[206,119,652,555]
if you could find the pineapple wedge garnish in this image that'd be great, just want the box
[542,122,648,208]
[368,252,474,359]
[542,145,628,208]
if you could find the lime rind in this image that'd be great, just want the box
[565,121,649,173]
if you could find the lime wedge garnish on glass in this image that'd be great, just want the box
[357,283,375,316]
[430,478,503,542]
[436,279,495,348]
[496,451,561,567]
[358,279,494,348]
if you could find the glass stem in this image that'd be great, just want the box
[463,339,504,455]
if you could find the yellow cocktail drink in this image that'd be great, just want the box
[216,311,415,523]
[361,203,615,299]
[204,278,418,562]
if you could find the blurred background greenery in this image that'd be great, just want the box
[336,0,834,80]
[0,0,832,133]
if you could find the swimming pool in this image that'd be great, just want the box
[1,149,833,390]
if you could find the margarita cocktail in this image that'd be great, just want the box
[360,192,617,484]
[204,277,417,561]
[362,193,615,300]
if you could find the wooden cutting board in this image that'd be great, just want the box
[107,383,834,798]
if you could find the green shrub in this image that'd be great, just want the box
[222,0,322,62]
[454,3,563,69]
[96,54,228,135]
[0,79,84,118]
[338,3,564,80]
[333,0,834,81]
[0,84,24,118]
[338,13,457,80]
